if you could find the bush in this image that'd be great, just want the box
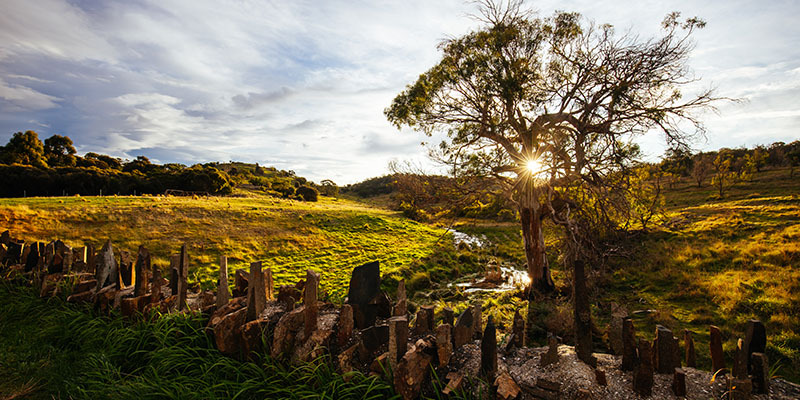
[296,186,319,202]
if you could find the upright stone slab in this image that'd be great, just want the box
[751,352,769,394]
[473,302,483,339]
[216,256,230,308]
[264,267,274,300]
[435,323,452,367]
[733,338,748,379]
[303,269,320,340]
[44,241,55,272]
[481,316,497,381]
[119,250,134,288]
[672,368,687,396]
[0,230,9,245]
[62,244,73,273]
[177,244,188,311]
[393,279,407,317]
[85,243,96,274]
[414,305,434,335]
[337,304,354,347]
[511,309,525,349]
[633,340,654,397]
[540,333,559,367]
[453,306,474,348]
[684,329,697,368]
[389,316,409,369]
[608,306,627,355]
[573,260,595,367]
[95,241,118,291]
[134,246,150,297]
[246,261,266,321]
[743,319,766,373]
[151,267,162,300]
[710,325,725,374]
[234,269,249,298]
[347,261,381,329]
[654,325,680,374]
[440,308,454,327]
[169,254,180,295]
[25,241,40,272]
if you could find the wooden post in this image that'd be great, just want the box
[134,246,150,297]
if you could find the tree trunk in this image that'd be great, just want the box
[520,206,554,292]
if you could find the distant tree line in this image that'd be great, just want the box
[0,130,328,200]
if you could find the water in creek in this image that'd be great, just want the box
[450,229,529,293]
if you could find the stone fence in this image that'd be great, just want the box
[0,230,775,399]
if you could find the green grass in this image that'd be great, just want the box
[0,282,396,399]
[0,194,447,301]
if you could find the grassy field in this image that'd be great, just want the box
[0,195,448,300]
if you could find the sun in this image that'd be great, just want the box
[526,159,542,174]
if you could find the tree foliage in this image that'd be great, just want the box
[386,0,720,289]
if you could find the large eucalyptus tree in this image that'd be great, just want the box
[386,0,717,293]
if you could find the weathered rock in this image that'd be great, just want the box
[540,333,559,367]
[393,279,407,316]
[413,305,434,335]
[573,259,595,367]
[494,371,521,400]
[216,256,230,308]
[214,308,247,356]
[241,319,272,358]
[85,243,96,274]
[347,261,381,329]
[435,323,452,367]
[0,230,9,246]
[442,372,464,396]
[608,311,627,355]
[684,329,697,368]
[133,246,150,297]
[672,367,687,397]
[361,324,389,354]
[291,312,336,365]
[654,325,680,374]
[633,340,654,396]
[93,285,117,314]
[744,319,766,374]
[44,241,55,273]
[67,289,94,303]
[151,267,162,300]
[370,290,392,320]
[207,296,247,330]
[710,325,726,374]
[59,243,73,273]
[481,315,497,381]
[729,378,753,400]
[277,285,301,310]
[393,337,435,400]
[337,304,354,347]
[271,306,305,358]
[118,250,134,288]
[528,378,561,400]
[510,310,525,349]
[25,241,39,272]
[246,261,266,321]
[595,368,607,386]
[370,352,389,376]
[751,352,769,394]
[121,294,151,319]
[95,241,117,291]
[440,307,454,327]
[388,316,408,369]
[453,306,474,348]
[621,317,638,371]
[303,269,320,340]
[233,269,249,298]
[338,342,359,375]
[169,254,180,295]
[536,378,561,392]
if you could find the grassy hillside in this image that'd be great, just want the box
[0,195,447,300]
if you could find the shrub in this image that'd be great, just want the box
[296,186,319,202]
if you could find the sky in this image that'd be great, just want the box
[0,0,798,184]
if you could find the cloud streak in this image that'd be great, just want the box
[0,0,798,183]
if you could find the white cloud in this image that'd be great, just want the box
[0,0,798,183]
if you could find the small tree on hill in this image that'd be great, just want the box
[691,152,713,187]
[711,149,739,197]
